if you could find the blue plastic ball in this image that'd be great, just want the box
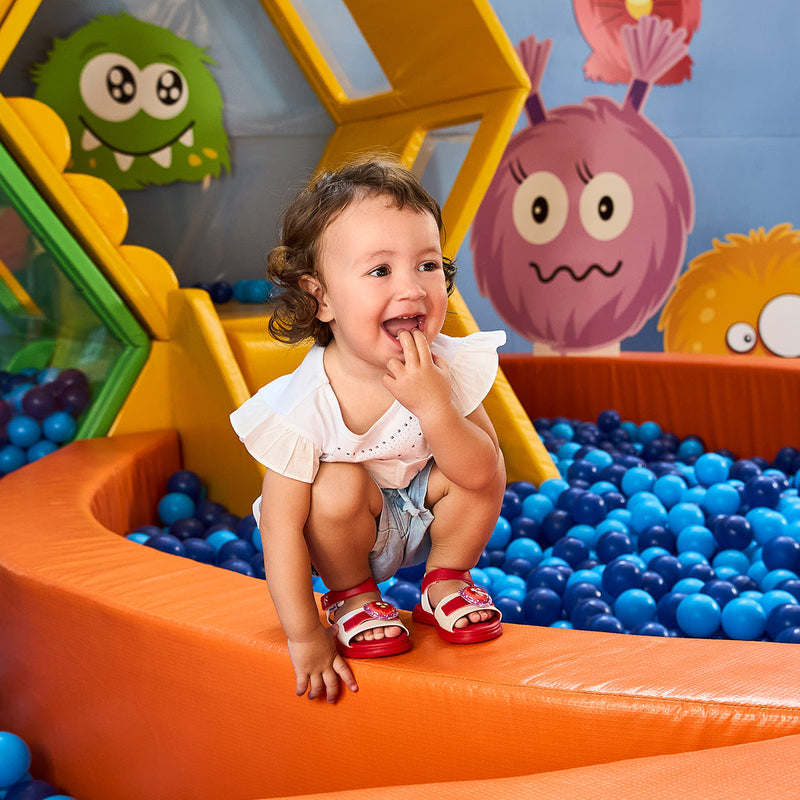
[614,588,657,629]
[167,470,205,501]
[596,530,634,564]
[502,557,534,578]
[668,502,705,533]
[676,525,717,559]
[775,626,800,643]
[701,579,739,609]
[521,493,554,522]
[505,537,542,564]
[632,621,670,637]
[526,564,569,596]
[693,453,730,487]
[571,492,606,525]
[652,474,687,508]
[42,411,77,443]
[601,558,642,597]
[144,533,186,556]
[501,490,523,520]
[26,439,58,462]
[721,597,767,640]
[713,515,753,550]
[0,731,31,787]
[562,581,603,614]
[249,552,266,579]
[640,570,668,601]
[0,444,25,474]
[571,598,613,629]
[676,593,721,638]
[7,415,41,448]
[487,516,512,549]
[182,537,216,564]
[540,509,573,545]
[217,538,256,565]
[494,596,524,623]
[220,558,255,577]
[744,474,782,509]
[4,779,62,799]
[551,536,590,568]
[523,587,562,626]
[620,466,656,497]
[157,491,196,525]
[747,508,787,545]
[766,603,800,641]
[762,535,800,572]
[205,529,239,553]
[702,482,741,516]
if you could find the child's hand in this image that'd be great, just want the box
[383,329,452,420]
[287,625,358,703]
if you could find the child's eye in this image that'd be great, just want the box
[419,261,441,272]
[368,265,390,277]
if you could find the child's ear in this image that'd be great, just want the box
[300,275,333,322]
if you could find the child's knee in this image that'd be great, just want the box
[310,462,382,523]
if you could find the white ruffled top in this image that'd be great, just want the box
[230,330,506,490]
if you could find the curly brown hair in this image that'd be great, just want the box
[266,154,456,346]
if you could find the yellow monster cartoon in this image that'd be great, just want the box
[659,223,800,357]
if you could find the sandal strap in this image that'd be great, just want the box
[320,577,379,612]
[420,568,473,593]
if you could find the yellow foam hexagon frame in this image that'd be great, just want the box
[0,0,557,514]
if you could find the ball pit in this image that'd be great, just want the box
[0,368,90,477]
[129,408,800,645]
[191,279,273,305]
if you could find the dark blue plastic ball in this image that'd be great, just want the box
[194,499,228,527]
[507,480,538,499]
[596,530,635,564]
[701,579,739,609]
[166,469,205,500]
[540,509,573,546]
[600,491,627,511]
[562,581,603,614]
[4,779,62,800]
[588,613,625,633]
[511,515,540,541]
[773,446,800,475]
[144,533,186,556]
[728,459,762,483]
[632,621,670,637]
[385,580,422,610]
[217,538,256,565]
[502,557,534,578]
[526,565,569,596]
[501,490,523,520]
[495,596,524,624]
[656,592,687,629]
[168,516,206,541]
[210,280,234,303]
[729,573,758,593]
[599,463,628,488]
[555,486,585,513]
[249,552,266,579]
[712,515,753,551]
[396,562,427,583]
[647,554,681,586]
[236,514,258,539]
[182,537,216,564]
[551,536,590,568]
[743,474,782,509]
[523,587,562,626]
[762,536,800,572]
[601,558,643,597]
[571,598,613,630]
[638,525,676,553]
[766,603,800,641]
[571,492,606,525]
[597,409,621,433]
[776,578,800,603]
[220,558,255,577]
[567,459,599,484]
[640,570,668,601]
[775,626,800,643]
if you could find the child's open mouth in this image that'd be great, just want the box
[383,315,424,339]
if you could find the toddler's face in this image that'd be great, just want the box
[312,193,448,368]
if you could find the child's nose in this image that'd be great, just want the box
[395,272,426,299]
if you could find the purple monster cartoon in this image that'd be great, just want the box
[471,16,695,353]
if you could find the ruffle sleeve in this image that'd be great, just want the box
[229,392,321,483]
[431,330,506,416]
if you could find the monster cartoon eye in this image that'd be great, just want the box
[140,62,189,119]
[758,294,800,358]
[512,170,568,245]
[726,322,757,354]
[80,53,143,121]
[579,172,633,241]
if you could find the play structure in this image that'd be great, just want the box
[2,2,800,799]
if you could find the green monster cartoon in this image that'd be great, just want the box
[31,13,230,191]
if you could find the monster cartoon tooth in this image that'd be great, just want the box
[114,152,134,172]
[81,128,101,151]
[179,128,194,148]
[150,145,172,168]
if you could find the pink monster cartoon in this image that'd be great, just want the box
[573,0,701,85]
[471,16,694,353]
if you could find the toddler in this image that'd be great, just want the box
[231,155,506,703]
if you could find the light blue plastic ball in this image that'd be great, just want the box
[614,588,657,629]
[702,482,741,516]
[487,516,512,549]
[0,444,26,474]
[621,467,656,497]
[567,569,603,589]
[758,589,798,618]
[0,730,31,787]
[652,474,687,508]
[668,502,705,534]
[7,415,41,448]
[505,537,543,564]
[676,525,717,559]
[205,529,238,553]
[550,422,574,441]
[721,597,767,640]
[747,508,788,545]
[42,410,77,443]
[584,449,614,470]
[760,569,799,592]
[521,493,555,523]
[713,549,750,575]
[672,577,705,595]
[693,453,730,487]
[27,439,59,462]
[157,491,196,525]
[628,495,668,534]
[637,421,662,444]
[676,593,721,637]
[537,478,570,504]
[126,532,150,544]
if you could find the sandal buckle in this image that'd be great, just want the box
[459,586,492,607]
[363,600,399,621]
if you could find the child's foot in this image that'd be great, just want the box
[321,579,411,658]
[412,568,503,643]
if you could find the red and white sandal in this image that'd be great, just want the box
[320,577,411,658]
[412,568,503,644]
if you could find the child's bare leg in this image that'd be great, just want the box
[424,459,506,627]
[305,462,404,641]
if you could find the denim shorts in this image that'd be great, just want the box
[369,460,434,583]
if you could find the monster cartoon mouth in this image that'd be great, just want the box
[528,260,623,284]
[78,117,196,172]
